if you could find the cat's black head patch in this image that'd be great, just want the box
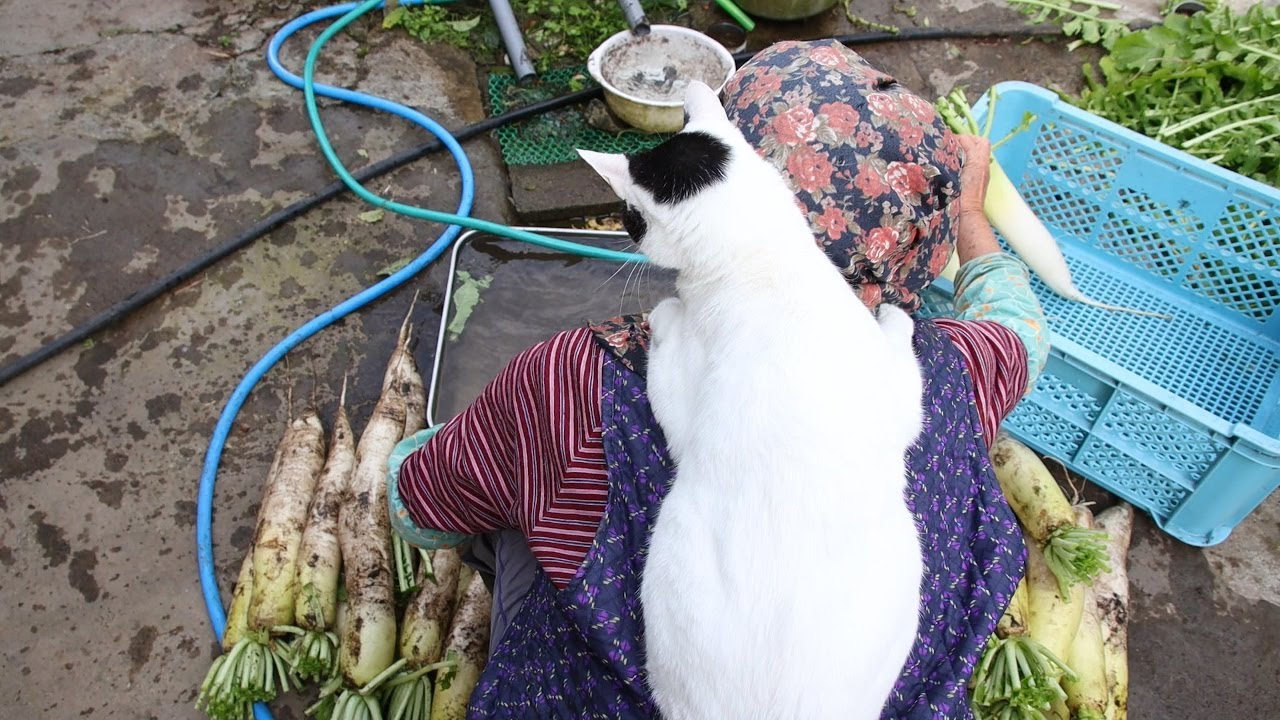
[627,131,730,205]
[621,203,648,242]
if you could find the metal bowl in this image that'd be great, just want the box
[587,25,737,134]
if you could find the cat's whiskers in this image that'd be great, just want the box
[595,257,634,295]
[621,259,644,318]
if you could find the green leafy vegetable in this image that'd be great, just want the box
[1007,0,1130,50]
[1010,0,1280,186]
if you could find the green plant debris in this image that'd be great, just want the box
[447,271,493,341]
[1009,0,1280,185]
[892,3,919,19]
[843,1,901,33]
[385,0,687,72]
[1007,0,1129,50]
[382,4,499,50]
[376,257,412,277]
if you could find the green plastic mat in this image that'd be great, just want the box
[488,67,671,166]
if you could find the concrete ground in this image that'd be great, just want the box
[1,0,1275,718]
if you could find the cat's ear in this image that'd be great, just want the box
[683,81,726,125]
[577,149,631,197]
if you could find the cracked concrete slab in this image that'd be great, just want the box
[1,0,1277,718]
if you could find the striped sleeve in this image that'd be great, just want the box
[933,318,1030,442]
[951,252,1048,392]
[396,327,609,587]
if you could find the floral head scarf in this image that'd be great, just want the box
[722,39,964,312]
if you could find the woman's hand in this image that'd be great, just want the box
[957,135,991,218]
[954,135,1001,264]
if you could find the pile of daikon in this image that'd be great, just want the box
[974,433,1134,720]
[197,304,491,720]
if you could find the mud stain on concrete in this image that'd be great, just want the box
[30,512,70,567]
[127,625,158,683]
[68,549,100,602]
[1,412,88,480]
[171,500,196,528]
[73,340,119,390]
[87,480,125,509]
[104,451,129,473]
[144,393,182,421]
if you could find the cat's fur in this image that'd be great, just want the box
[578,81,925,720]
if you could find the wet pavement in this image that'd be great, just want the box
[1,0,1276,717]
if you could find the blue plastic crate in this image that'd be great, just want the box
[924,82,1280,547]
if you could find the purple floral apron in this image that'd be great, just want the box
[466,316,1024,719]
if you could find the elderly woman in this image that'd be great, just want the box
[391,39,1048,719]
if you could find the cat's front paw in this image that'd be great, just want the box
[647,297,685,347]
[876,303,916,351]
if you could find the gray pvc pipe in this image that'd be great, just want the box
[488,0,537,82]
[617,0,651,35]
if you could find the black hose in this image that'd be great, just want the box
[0,25,1074,388]
[734,25,1070,64]
[0,85,603,388]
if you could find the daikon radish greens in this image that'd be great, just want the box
[935,88,1170,320]
[970,578,1078,720]
[990,433,1110,596]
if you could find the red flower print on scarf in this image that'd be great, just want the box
[865,226,899,261]
[903,93,937,123]
[854,161,889,198]
[787,145,835,194]
[772,105,817,146]
[886,161,929,195]
[854,122,878,148]
[604,329,633,349]
[819,102,860,136]
[736,70,784,109]
[866,92,901,120]
[899,122,925,149]
[815,202,849,241]
[809,44,849,68]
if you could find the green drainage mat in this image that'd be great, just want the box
[488,67,671,166]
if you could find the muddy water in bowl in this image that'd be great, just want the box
[588,26,736,133]
[616,64,683,103]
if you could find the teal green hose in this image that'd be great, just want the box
[301,0,647,263]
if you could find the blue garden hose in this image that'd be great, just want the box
[197,2,644,718]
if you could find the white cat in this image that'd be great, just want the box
[579,81,925,720]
